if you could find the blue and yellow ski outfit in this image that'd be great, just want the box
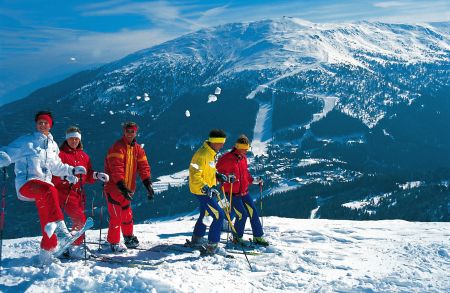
[189,141,225,243]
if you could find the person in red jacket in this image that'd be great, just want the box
[216,134,269,246]
[52,126,110,258]
[104,121,154,252]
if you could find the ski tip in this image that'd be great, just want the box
[85,217,94,228]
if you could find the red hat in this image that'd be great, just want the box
[123,121,138,132]
[36,114,53,128]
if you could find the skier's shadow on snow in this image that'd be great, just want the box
[90,244,200,269]
[157,231,191,239]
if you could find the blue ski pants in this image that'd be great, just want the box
[227,193,264,238]
[193,194,225,243]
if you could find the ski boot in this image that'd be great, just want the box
[203,242,218,255]
[190,235,208,248]
[110,243,127,253]
[124,235,140,249]
[253,236,269,247]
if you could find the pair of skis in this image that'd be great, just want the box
[52,217,94,258]
[183,239,235,258]
[52,218,265,268]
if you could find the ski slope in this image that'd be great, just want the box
[1,217,449,292]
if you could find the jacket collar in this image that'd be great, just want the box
[34,131,53,141]
[121,136,136,146]
[203,141,217,156]
[231,147,245,160]
[60,142,80,153]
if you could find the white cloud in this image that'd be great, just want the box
[373,1,407,9]
[368,1,450,23]
[199,5,229,18]
[78,1,203,30]
[0,25,178,96]
[81,1,180,20]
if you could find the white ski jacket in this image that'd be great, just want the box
[1,132,74,201]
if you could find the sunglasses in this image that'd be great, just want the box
[125,129,137,134]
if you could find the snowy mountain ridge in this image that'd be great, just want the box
[59,18,450,127]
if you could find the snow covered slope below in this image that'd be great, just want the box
[1,217,449,292]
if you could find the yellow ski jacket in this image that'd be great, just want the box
[189,141,218,195]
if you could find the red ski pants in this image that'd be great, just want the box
[106,190,134,244]
[57,188,86,246]
[19,180,64,251]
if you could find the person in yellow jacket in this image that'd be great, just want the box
[189,129,229,254]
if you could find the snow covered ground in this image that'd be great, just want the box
[152,169,189,193]
[1,217,449,292]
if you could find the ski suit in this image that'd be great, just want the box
[0,132,76,250]
[52,142,95,245]
[216,148,264,238]
[189,141,225,243]
[104,136,151,244]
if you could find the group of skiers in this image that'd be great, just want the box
[189,129,268,254]
[0,110,267,264]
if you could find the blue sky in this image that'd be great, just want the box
[0,0,449,104]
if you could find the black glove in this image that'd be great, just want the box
[201,185,219,199]
[228,174,236,183]
[117,181,133,201]
[143,178,154,200]
[208,187,220,199]
[216,172,228,183]
[201,185,210,195]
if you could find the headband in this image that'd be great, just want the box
[37,114,53,128]
[66,131,81,140]
[125,125,138,132]
[235,143,250,150]
[209,137,226,144]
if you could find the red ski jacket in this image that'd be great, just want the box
[216,148,253,196]
[52,142,95,193]
[104,136,151,194]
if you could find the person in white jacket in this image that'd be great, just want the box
[0,110,87,263]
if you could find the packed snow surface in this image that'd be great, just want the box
[1,217,449,292]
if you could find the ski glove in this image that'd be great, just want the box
[217,173,236,183]
[143,178,154,200]
[227,174,236,183]
[72,166,87,175]
[117,181,133,201]
[201,185,220,199]
[216,172,228,183]
[0,151,11,168]
[62,175,79,185]
[93,171,109,183]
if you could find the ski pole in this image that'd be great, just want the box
[220,186,231,242]
[215,186,253,272]
[0,168,7,274]
[259,176,263,229]
[79,175,86,212]
[99,206,103,251]
[62,183,73,213]
[91,192,95,218]
[99,184,105,251]
[226,182,233,243]
[77,174,89,263]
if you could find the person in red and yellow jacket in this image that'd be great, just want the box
[104,121,153,253]
[52,126,110,258]
[216,134,269,246]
